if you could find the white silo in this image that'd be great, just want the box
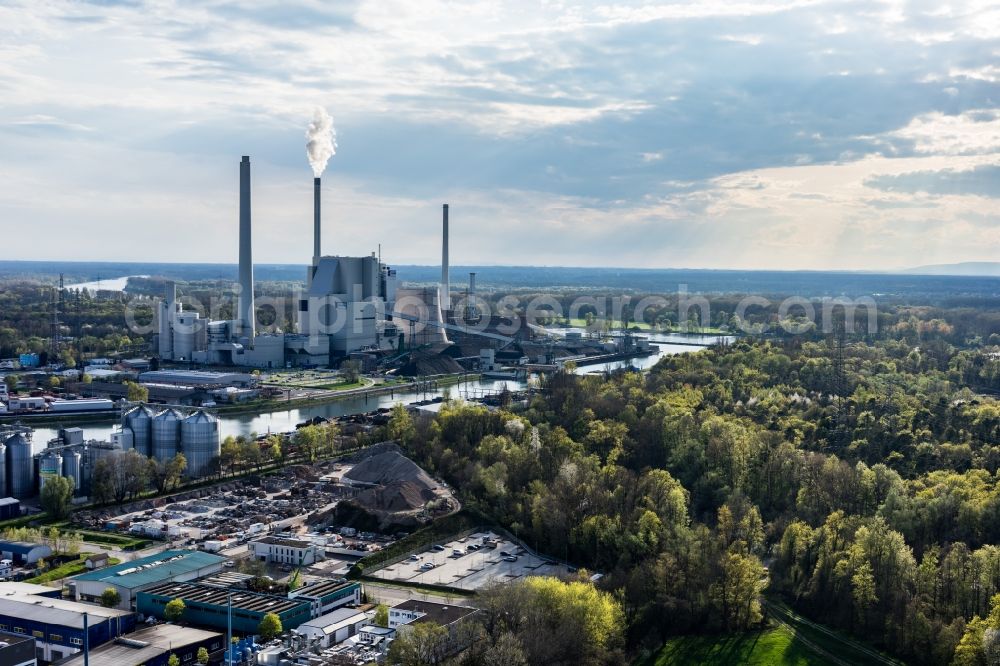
[124,405,155,457]
[38,451,63,492]
[5,434,33,499]
[151,408,182,462]
[180,410,220,478]
[62,450,82,494]
[0,440,7,498]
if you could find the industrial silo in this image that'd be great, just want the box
[151,408,182,462]
[62,450,82,494]
[5,434,33,499]
[0,440,8,498]
[180,410,220,478]
[124,405,155,457]
[111,428,133,451]
[38,451,63,492]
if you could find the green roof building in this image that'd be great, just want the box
[137,582,313,635]
[70,549,227,610]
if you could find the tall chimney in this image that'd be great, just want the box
[313,177,321,263]
[238,156,255,340]
[466,271,477,322]
[440,203,450,312]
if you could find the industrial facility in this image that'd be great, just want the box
[0,403,219,501]
[0,425,109,500]
[0,582,135,663]
[118,404,220,477]
[69,549,227,610]
[154,156,475,370]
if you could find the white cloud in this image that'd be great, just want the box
[884,109,1000,156]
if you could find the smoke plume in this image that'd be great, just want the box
[306,106,337,177]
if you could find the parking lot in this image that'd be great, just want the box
[370,531,572,590]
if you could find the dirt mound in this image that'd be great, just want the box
[398,353,464,376]
[357,480,436,512]
[344,451,437,491]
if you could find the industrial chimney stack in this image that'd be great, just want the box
[237,156,256,340]
[440,203,450,313]
[313,177,322,263]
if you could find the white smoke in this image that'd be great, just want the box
[305,106,337,177]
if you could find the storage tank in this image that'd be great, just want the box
[38,451,63,492]
[180,410,220,477]
[5,434,33,499]
[152,408,182,462]
[124,405,156,457]
[0,441,7,498]
[62,450,82,494]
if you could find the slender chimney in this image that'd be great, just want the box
[238,156,255,340]
[313,177,321,263]
[441,203,450,312]
[466,271,477,321]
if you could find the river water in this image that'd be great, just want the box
[66,275,145,292]
[27,332,729,444]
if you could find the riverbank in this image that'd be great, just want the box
[1,372,480,427]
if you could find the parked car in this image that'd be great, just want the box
[503,555,518,563]
[408,555,421,561]
[420,562,435,570]
[432,545,445,552]
[452,549,463,557]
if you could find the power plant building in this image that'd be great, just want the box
[156,155,469,369]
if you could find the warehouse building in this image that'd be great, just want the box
[0,586,134,662]
[250,536,323,567]
[389,600,478,657]
[294,607,369,648]
[288,579,361,617]
[137,582,313,634]
[0,582,61,600]
[0,631,35,666]
[56,623,223,666]
[0,499,21,522]
[0,542,51,566]
[69,550,226,610]
[137,370,255,388]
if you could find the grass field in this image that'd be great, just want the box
[26,553,121,584]
[75,529,151,550]
[638,626,836,666]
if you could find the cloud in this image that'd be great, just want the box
[3,114,93,133]
[0,0,998,270]
[880,109,1000,155]
[864,165,1000,198]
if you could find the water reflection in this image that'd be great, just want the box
[27,334,728,443]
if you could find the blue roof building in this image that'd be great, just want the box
[0,584,135,663]
[0,540,52,565]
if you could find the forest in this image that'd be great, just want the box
[388,330,1000,665]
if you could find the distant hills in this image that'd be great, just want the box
[900,262,1000,277]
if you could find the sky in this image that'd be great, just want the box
[0,0,997,271]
